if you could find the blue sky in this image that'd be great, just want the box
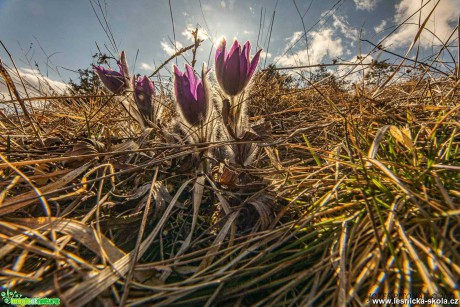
[0,0,458,91]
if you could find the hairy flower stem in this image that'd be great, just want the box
[197,136,210,175]
[229,93,247,139]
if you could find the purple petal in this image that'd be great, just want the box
[173,65,183,78]
[174,65,193,110]
[174,66,197,124]
[239,41,250,91]
[227,40,240,61]
[180,72,193,105]
[145,77,155,96]
[243,41,251,68]
[173,65,210,126]
[191,81,206,124]
[215,38,226,63]
[248,48,262,80]
[213,39,262,96]
[185,64,198,100]
[118,51,130,80]
[222,43,241,96]
[215,39,227,89]
[173,66,184,104]
[94,66,125,94]
[133,75,155,121]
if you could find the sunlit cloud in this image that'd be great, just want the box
[288,31,303,45]
[275,28,343,67]
[281,31,303,54]
[332,14,359,42]
[386,0,460,49]
[139,62,155,71]
[261,51,272,59]
[161,40,184,56]
[353,0,380,11]
[374,20,387,33]
[344,53,376,83]
[18,68,67,92]
[181,25,209,42]
[0,67,68,105]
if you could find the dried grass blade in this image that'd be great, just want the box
[396,220,438,294]
[176,175,205,257]
[197,211,239,271]
[7,217,125,262]
[119,167,159,306]
[61,178,193,306]
[0,163,91,216]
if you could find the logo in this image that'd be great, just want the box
[1,289,60,305]
[1,289,22,304]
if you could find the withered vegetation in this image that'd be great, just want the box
[1,33,460,306]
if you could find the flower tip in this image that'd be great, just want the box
[173,64,182,76]
[120,50,127,64]
[185,64,196,79]
[216,36,226,47]
[228,39,241,56]
[244,41,251,49]
[93,66,109,76]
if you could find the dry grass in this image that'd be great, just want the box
[1,41,460,306]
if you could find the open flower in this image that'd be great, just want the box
[94,51,130,94]
[173,64,210,126]
[215,39,262,96]
[133,75,155,121]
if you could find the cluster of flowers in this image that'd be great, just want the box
[94,39,262,165]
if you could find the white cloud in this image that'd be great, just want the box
[353,0,380,11]
[288,31,303,45]
[261,51,272,59]
[139,62,154,71]
[161,40,184,56]
[281,31,303,53]
[0,67,68,112]
[20,68,67,90]
[344,53,376,83]
[386,0,460,49]
[332,14,359,41]
[374,20,387,33]
[275,28,343,67]
[8,68,67,94]
[181,25,209,42]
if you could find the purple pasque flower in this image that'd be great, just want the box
[94,51,130,94]
[215,38,262,96]
[173,64,210,126]
[133,75,155,121]
[118,50,130,82]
